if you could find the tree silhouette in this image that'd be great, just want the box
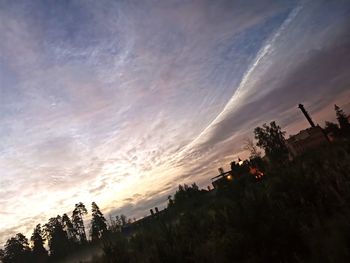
[43,216,70,259]
[334,104,350,135]
[167,195,174,207]
[62,213,78,242]
[30,224,48,263]
[115,215,124,229]
[243,138,261,159]
[324,121,340,138]
[72,202,88,243]
[2,233,31,263]
[0,249,4,262]
[254,121,288,164]
[120,214,127,226]
[90,202,108,241]
[172,183,202,210]
[2,111,350,263]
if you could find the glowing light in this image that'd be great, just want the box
[227,175,233,180]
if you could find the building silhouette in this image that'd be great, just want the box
[286,126,328,157]
[298,104,315,127]
[211,168,233,189]
[286,104,328,157]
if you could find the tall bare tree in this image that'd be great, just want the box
[243,138,261,159]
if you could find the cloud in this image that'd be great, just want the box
[1,0,350,246]
[182,0,350,157]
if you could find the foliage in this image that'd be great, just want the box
[95,141,350,263]
[2,116,350,263]
[2,142,350,262]
[90,202,108,241]
[334,104,350,136]
[72,202,88,243]
[324,121,340,137]
[254,121,289,164]
[30,224,48,262]
[62,213,78,242]
[2,233,31,263]
[172,183,204,210]
[120,214,127,226]
[43,216,70,260]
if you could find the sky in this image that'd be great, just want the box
[1,0,350,245]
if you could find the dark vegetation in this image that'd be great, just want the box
[1,105,350,263]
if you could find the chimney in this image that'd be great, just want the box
[155,207,159,213]
[298,104,315,128]
[150,209,154,216]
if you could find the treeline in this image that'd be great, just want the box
[324,105,350,138]
[94,104,350,262]
[1,104,349,263]
[95,143,350,262]
[0,202,129,263]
